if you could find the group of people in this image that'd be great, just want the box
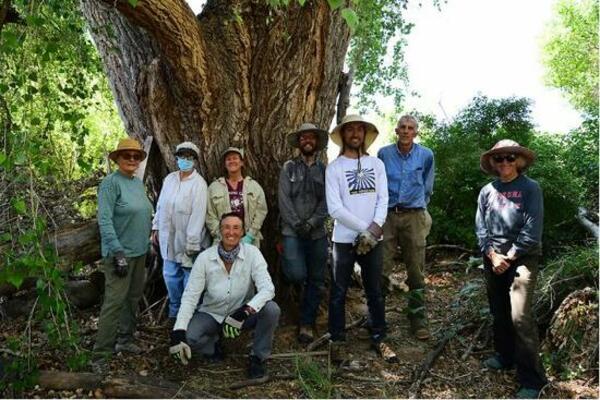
[92,113,548,398]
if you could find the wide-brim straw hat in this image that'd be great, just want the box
[480,139,536,176]
[330,114,379,150]
[108,138,146,162]
[287,123,328,151]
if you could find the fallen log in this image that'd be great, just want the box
[37,370,209,399]
[577,207,599,238]
[49,220,101,268]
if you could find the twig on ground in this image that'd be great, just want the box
[306,316,366,351]
[461,321,487,361]
[229,373,295,390]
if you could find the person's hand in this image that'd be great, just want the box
[181,253,194,269]
[488,251,510,275]
[113,251,128,278]
[294,221,312,238]
[355,231,378,255]
[151,230,159,246]
[169,329,192,365]
[223,306,252,338]
[241,233,255,245]
[366,222,383,240]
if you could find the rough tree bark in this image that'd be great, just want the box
[80,0,351,264]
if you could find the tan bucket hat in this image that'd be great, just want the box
[330,114,379,151]
[480,139,536,175]
[287,123,328,151]
[221,146,244,161]
[108,138,146,162]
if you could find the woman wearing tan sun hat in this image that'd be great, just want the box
[92,137,154,374]
[475,139,547,399]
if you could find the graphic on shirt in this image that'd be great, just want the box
[491,190,522,210]
[345,167,376,195]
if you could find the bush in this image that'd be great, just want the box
[420,95,590,251]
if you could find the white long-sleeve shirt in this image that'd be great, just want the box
[174,243,275,329]
[326,155,388,243]
[152,170,208,263]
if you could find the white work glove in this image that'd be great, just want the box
[169,330,192,365]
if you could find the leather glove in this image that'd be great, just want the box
[169,329,192,365]
[222,306,251,338]
[113,251,128,277]
[294,221,313,238]
[241,233,255,245]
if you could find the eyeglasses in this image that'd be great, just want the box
[120,152,142,161]
[492,154,517,163]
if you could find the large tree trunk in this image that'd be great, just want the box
[80,0,351,263]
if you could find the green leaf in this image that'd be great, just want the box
[327,0,343,10]
[0,152,6,166]
[0,232,11,243]
[298,0,306,5]
[341,8,358,31]
[128,0,139,6]
[11,198,27,215]
[6,272,25,290]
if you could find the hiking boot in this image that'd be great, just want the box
[372,342,399,364]
[115,341,142,354]
[248,355,268,381]
[483,355,514,370]
[516,387,540,399]
[298,325,314,344]
[409,318,430,340]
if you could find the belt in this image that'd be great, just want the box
[388,205,424,213]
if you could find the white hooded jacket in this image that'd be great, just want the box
[152,170,209,263]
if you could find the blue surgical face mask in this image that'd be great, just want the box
[177,157,194,171]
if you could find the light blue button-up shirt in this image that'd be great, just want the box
[377,142,435,209]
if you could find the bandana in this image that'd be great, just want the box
[218,242,240,264]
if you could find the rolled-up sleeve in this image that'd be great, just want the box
[247,248,275,312]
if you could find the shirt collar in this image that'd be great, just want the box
[396,142,417,158]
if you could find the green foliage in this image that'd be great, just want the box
[347,0,416,111]
[542,0,599,116]
[420,95,588,250]
[295,357,333,399]
[0,0,123,181]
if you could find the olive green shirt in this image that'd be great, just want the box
[97,170,154,258]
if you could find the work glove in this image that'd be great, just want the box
[241,233,255,245]
[294,221,313,238]
[354,222,382,255]
[113,251,128,277]
[222,306,251,338]
[169,329,192,365]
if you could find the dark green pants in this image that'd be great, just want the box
[94,254,146,353]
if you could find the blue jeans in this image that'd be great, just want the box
[281,235,328,326]
[329,242,386,343]
[163,259,191,318]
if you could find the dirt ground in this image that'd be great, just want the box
[5,251,599,399]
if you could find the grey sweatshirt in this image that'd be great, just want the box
[278,158,327,239]
[475,174,543,258]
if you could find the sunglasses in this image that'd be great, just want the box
[492,154,517,163]
[120,152,142,161]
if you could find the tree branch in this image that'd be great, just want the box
[98,0,209,100]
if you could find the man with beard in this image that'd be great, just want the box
[325,115,397,363]
[278,123,329,344]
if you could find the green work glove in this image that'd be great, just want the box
[222,306,251,338]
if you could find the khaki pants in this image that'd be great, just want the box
[94,254,147,353]
[382,209,432,291]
